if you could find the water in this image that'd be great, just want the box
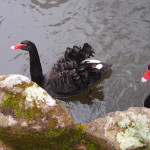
[0,0,149,123]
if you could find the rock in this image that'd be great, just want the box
[0,140,13,150]
[0,74,149,150]
[86,107,150,150]
[0,74,98,150]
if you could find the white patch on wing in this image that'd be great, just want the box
[82,59,101,64]
[95,64,103,70]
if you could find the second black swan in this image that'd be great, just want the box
[141,64,150,108]
[11,40,111,98]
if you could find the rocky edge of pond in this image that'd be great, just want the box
[0,74,149,150]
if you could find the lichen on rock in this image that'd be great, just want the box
[0,74,30,88]
[85,107,150,150]
[118,116,131,128]
[116,114,150,150]
[25,83,56,106]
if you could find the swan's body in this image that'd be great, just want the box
[11,40,111,98]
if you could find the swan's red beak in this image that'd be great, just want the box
[10,44,25,50]
[141,68,150,82]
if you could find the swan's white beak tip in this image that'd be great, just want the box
[10,46,15,50]
[141,77,147,83]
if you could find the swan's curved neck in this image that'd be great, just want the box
[29,46,44,86]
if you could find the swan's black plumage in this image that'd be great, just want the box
[144,94,150,108]
[11,40,111,97]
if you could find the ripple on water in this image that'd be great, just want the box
[30,0,68,9]
[0,16,5,25]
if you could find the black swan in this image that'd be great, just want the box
[141,64,150,108]
[11,40,111,98]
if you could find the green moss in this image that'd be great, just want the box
[2,92,22,111]
[81,139,99,150]
[67,114,72,119]
[44,128,66,138]
[75,124,86,135]
[0,125,99,150]
[13,81,34,89]
[8,81,35,117]
[15,110,23,118]
[0,76,7,81]
[49,109,58,116]
[1,92,46,123]
[2,91,29,118]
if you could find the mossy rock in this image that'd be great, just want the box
[0,75,99,150]
[1,75,149,150]
[0,125,99,150]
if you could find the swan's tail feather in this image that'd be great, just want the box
[79,43,94,60]
[65,43,94,63]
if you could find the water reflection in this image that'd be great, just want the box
[61,71,112,104]
[59,98,107,123]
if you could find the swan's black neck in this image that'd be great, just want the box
[29,46,44,86]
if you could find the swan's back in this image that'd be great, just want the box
[43,43,111,97]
